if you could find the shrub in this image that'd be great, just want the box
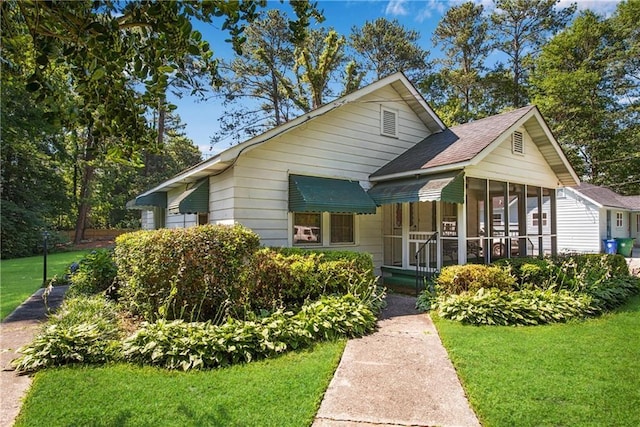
[114,224,260,321]
[436,264,516,295]
[13,296,122,373]
[437,288,598,326]
[122,293,378,370]
[493,257,562,289]
[240,248,375,311]
[67,249,117,297]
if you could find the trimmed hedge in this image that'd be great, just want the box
[241,248,375,311]
[114,224,260,321]
[435,264,516,295]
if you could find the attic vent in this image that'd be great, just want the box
[512,131,524,155]
[381,107,398,137]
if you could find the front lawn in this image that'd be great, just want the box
[0,251,89,320]
[15,340,345,427]
[434,295,640,427]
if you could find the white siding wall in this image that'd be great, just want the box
[210,86,433,271]
[610,209,630,239]
[556,189,601,253]
[466,126,558,188]
[140,211,154,230]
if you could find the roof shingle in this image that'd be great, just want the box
[371,106,535,178]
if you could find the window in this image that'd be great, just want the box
[330,214,354,244]
[380,107,398,137]
[512,131,524,155]
[293,213,322,244]
[637,215,640,232]
[198,213,208,225]
[293,212,356,245]
[532,212,547,227]
[616,212,624,228]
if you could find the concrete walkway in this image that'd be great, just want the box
[0,286,68,427]
[313,293,480,427]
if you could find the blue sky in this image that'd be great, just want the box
[171,0,622,157]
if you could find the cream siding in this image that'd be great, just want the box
[556,189,601,253]
[211,87,433,267]
[140,211,154,230]
[466,127,559,188]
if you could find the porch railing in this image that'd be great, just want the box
[414,231,438,295]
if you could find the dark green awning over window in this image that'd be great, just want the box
[289,175,377,214]
[127,191,167,210]
[168,179,209,215]
[368,172,464,205]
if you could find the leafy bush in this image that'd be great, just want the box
[587,276,640,310]
[114,224,260,321]
[13,296,122,373]
[241,248,376,311]
[67,249,117,297]
[122,293,378,370]
[437,288,598,326]
[493,257,562,289]
[436,264,516,295]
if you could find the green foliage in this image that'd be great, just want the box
[68,250,117,297]
[242,248,375,311]
[434,255,639,325]
[115,224,260,321]
[437,288,597,326]
[436,264,516,295]
[13,296,122,373]
[122,294,376,371]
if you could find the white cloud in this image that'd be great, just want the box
[557,0,621,17]
[415,0,448,22]
[385,0,409,16]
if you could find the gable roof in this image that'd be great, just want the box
[570,183,639,210]
[134,72,445,198]
[370,105,579,186]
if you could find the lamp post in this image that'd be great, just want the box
[42,230,50,286]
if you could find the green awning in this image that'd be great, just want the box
[126,192,167,210]
[168,179,209,215]
[368,172,464,205]
[289,175,377,214]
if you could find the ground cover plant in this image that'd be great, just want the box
[15,340,345,427]
[14,225,383,373]
[418,254,639,325]
[0,250,89,320]
[434,295,640,427]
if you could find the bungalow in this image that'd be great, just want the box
[128,73,579,286]
[557,183,640,254]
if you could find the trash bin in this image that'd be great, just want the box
[615,238,635,257]
[603,239,617,255]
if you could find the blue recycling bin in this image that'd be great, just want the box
[603,239,617,255]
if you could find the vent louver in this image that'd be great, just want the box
[381,108,398,137]
[512,131,524,154]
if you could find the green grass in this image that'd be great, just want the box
[15,339,345,426]
[0,251,89,320]
[434,295,640,427]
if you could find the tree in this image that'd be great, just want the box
[530,9,639,193]
[349,18,430,82]
[490,0,575,108]
[214,9,299,144]
[429,1,491,124]
[293,28,347,110]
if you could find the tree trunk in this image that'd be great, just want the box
[73,163,95,244]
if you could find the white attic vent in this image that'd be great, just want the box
[381,107,398,137]
[512,131,524,155]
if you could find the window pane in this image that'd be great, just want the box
[294,213,321,244]
[330,214,354,243]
